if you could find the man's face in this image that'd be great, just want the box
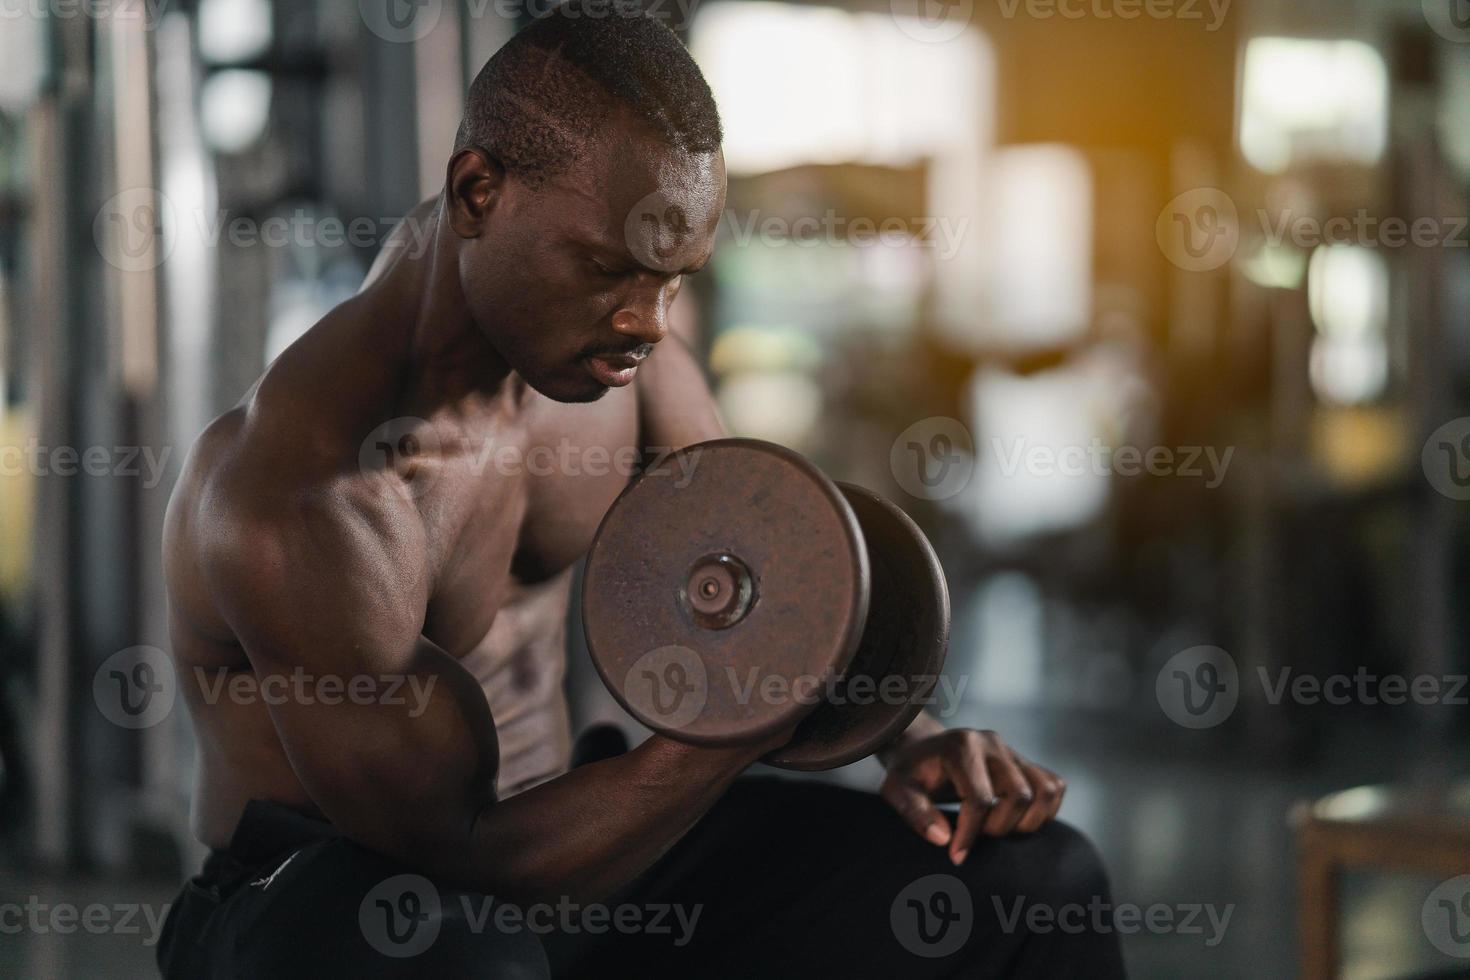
[460,124,726,403]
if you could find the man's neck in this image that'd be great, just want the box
[372,200,522,421]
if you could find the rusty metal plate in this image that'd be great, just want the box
[582,438,870,746]
[765,484,950,771]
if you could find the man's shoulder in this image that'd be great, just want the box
[175,389,342,520]
[179,310,406,504]
[165,386,427,619]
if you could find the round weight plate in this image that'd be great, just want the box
[765,484,950,771]
[582,439,870,745]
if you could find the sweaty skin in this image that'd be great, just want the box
[164,112,1067,908]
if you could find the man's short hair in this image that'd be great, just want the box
[454,0,723,188]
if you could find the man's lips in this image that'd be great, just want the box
[584,352,646,387]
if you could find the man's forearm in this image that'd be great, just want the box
[439,733,773,905]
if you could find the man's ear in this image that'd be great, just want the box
[444,147,505,238]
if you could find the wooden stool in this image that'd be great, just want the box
[1294,782,1470,979]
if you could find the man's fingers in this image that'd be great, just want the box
[885,732,1067,859]
[1048,775,1067,820]
[980,744,1033,837]
[939,733,998,863]
[1014,759,1065,833]
[950,797,990,865]
[881,775,952,848]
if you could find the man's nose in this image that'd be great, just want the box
[611,286,671,346]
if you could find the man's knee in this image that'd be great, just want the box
[951,822,1126,976]
[959,820,1113,908]
[1031,821,1112,905]
[407,900,550,979]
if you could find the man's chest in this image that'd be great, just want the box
[419,385,640,657]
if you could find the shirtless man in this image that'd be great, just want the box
[156,6,1126,977]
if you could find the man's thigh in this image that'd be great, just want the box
[544,775,1125,979]
[165,836,549,980]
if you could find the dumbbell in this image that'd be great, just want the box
[581,438,950,771]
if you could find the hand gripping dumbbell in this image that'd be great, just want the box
[581,438,950,771]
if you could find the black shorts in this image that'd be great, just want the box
[155,799,546,978]
[158,778,1125,979]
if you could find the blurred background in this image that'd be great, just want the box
[2,0,1470,976]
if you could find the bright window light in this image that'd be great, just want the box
[983,144,1091,347]
[1239,241,1307,290]
[715,371,824,449]
[973,573,1045,706]
[201,69,272,154]
[0,10,46,111]
[1306,244,1389,404]
[198,0,274,65]
[1239,37,1387,173]
[1309,335,1388,406]
[708,326,823,376]
[1308,244,1388,339]
[1440,48,1470,183]
[690,2,986,175]
[966,364,1111,546]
